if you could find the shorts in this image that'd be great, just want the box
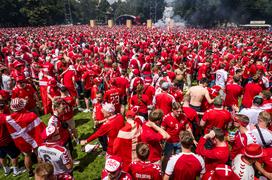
[66,119,76,130]
[0,143,20,159]
[189,104,202,112]
[164,142,181,157]
[83,89,91,98]
[120,96,127,105]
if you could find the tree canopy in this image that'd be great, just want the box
[0,0,271,27]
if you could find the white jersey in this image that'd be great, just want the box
[251,127,272,147]
[215,69,228,88]
[38,142,72,175]
[232,154,254,180]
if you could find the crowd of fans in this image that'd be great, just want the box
[0,25,271,180]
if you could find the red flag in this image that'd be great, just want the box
[6,111,46,153]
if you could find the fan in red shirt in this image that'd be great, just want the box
[164,131,205,180]
[82,69,95,112]
[81,103,124,155]
[0,100,21,176]
[141,109,170,164]
[12,76,39,113]
[241,75,263,108]
[6,98,46,177]
[128,142,162,180]
[196,128,229,172]
[230,114,257,160]
[129,84,150,120]
[225,75,243,111]
[104,79,122,113]
[202,164,239,180]
[113,109,142,171]
[153,82,176,115]
[200,96,232,134]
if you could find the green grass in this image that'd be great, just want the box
[0,112,105,180]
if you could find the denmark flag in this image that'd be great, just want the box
[5,111,46,153]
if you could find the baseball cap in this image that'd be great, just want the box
[212,164,239,180]
[105,156,122,173]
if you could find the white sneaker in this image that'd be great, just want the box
[83,109,90,113]
[73,160,80,165]
[13,167,24,177]
[78,107,84,111]
[4,167,11,176]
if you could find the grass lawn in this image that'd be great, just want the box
[0,112,105,180]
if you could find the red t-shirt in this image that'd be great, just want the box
[130,94,149,115]
[161,113,187,143]
[12,84,37,110]
[202,108,231,134]
[104,87,122,113]
[128,161,162,180]
[165,152,205,180]
[153,92,175,115]
[143,85,155,104]
[141,123,164,162]
[82,71,94,90]
[61,96,75,121]
[242,82,262,108]
[225,83,243,107]
[196,137,229,172]
[86,114,124,155]
[115,76,129,97]
[62,70,76,89]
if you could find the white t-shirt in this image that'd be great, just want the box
[38,143,72,175]
[251,127,272,147]
[232,154,254,180]
[215,69,228,88]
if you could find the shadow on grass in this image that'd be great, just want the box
[73,151,100,172]
[75,118,90,127]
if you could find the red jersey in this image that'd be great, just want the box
[130,94,149,115]
[196,137,229,172]
[143,85,155,104]
[128,161,162,180]
[141,123,164,162]
[164,152,205,180]
[62,70,75,89]
[153,92,175,115]
[197,64,208,81]
[104,87,122,113]
[12,84,37,110]
[225,83,243,107]
[242,82,262,108]
[86,114,124,155]
[113,119,142,171]
[115,76,129,97]
[161,113,188,143]
[202,108,231,134]
[0,114,12,147]
[93,103,104,122]
[61,96,75,121]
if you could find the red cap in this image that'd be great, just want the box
[133,69,140,76]
[244,143,263,159]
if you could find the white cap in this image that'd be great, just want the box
[102,103,115,113]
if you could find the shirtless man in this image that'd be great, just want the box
[186,78,214,112]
